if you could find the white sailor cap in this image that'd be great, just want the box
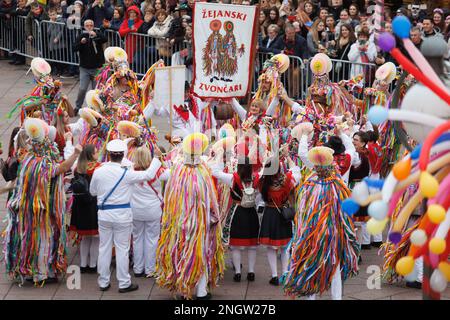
[106,139,127,153]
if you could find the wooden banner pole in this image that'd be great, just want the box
[169,67,173,140]
[245,4,261,110]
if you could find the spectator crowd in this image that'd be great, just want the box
[0,0,449,79]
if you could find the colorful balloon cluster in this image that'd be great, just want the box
[342,16,450,296]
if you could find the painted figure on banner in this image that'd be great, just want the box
[222,21,245,77]
[203,20,224,77]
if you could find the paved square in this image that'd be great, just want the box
[0,61,448,300]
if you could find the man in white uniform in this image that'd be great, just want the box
[90,139,162,292]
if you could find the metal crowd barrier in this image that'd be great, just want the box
[1,17,390,100]
[126,32,184,77]
[102,28,123,48]
[40,20,81,66]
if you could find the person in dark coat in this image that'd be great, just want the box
[279,23,308,59]
[137,6,155,34]
[73,19,107,112]
[258,24,284,54]
[85,0,113,28]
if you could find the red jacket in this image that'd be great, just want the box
[367,142,383,174]
[118,6,143,63]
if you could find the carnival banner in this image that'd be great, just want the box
[154,66,186,111]
[192,2,258,99]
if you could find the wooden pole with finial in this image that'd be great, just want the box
[245,3,261,110]
[169,67,173,140]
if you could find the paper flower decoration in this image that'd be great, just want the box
[87,108,102,119]
[37,118,50,137]
[183,133,209,155]
[291,122,313,141]
[85,90,104,111]
[113,47,128,62]
[218,123,236,139]
[271,54,290,74]
[104,46,118,63]
[79,108,98,127]
[310,53,332,75]
[117,120,141,138]
[375,62,397,84]
[30,57,51,78]
[307,146,334,166]
[24,117,45,142]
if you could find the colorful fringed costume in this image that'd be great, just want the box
[282,167,359,297]
[3,138,67,282]
[155,158,224,299]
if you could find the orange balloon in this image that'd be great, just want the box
[393,159,412,180]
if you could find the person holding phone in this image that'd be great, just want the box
[347,30,377,80]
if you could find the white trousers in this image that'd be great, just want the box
[80,236,99,268]
[307,263,342,300]
[98,220,133,289]
[196,273,208,297]
[132,220,160,275]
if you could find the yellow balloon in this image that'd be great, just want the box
[366,217,389,235]
[427,204,446,224]
[396,256,415,276]
[419,172,439,198]
[429,238,446,255]
[438,262,450,281]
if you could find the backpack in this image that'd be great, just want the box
[232,174,256,208]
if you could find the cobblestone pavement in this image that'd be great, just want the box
[0,61,448,300]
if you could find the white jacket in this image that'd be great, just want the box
[131,167,170,221]
[347,41,377,79]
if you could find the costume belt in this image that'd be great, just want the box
[99,203,131,210]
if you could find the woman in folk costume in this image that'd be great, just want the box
[258,150,301,286]
[348,131,372,256]
[3,118,82,285]
[155,133,224,300]
[69,144,101,274]
[210,152,260,283]
[282,146,359,300]
[10,58,74,125]
[130,146,170,277]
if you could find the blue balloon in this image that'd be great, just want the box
[392,16,411,39]
[342,198,359,216]
[363,178,384,190]
[368,105,388,125]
